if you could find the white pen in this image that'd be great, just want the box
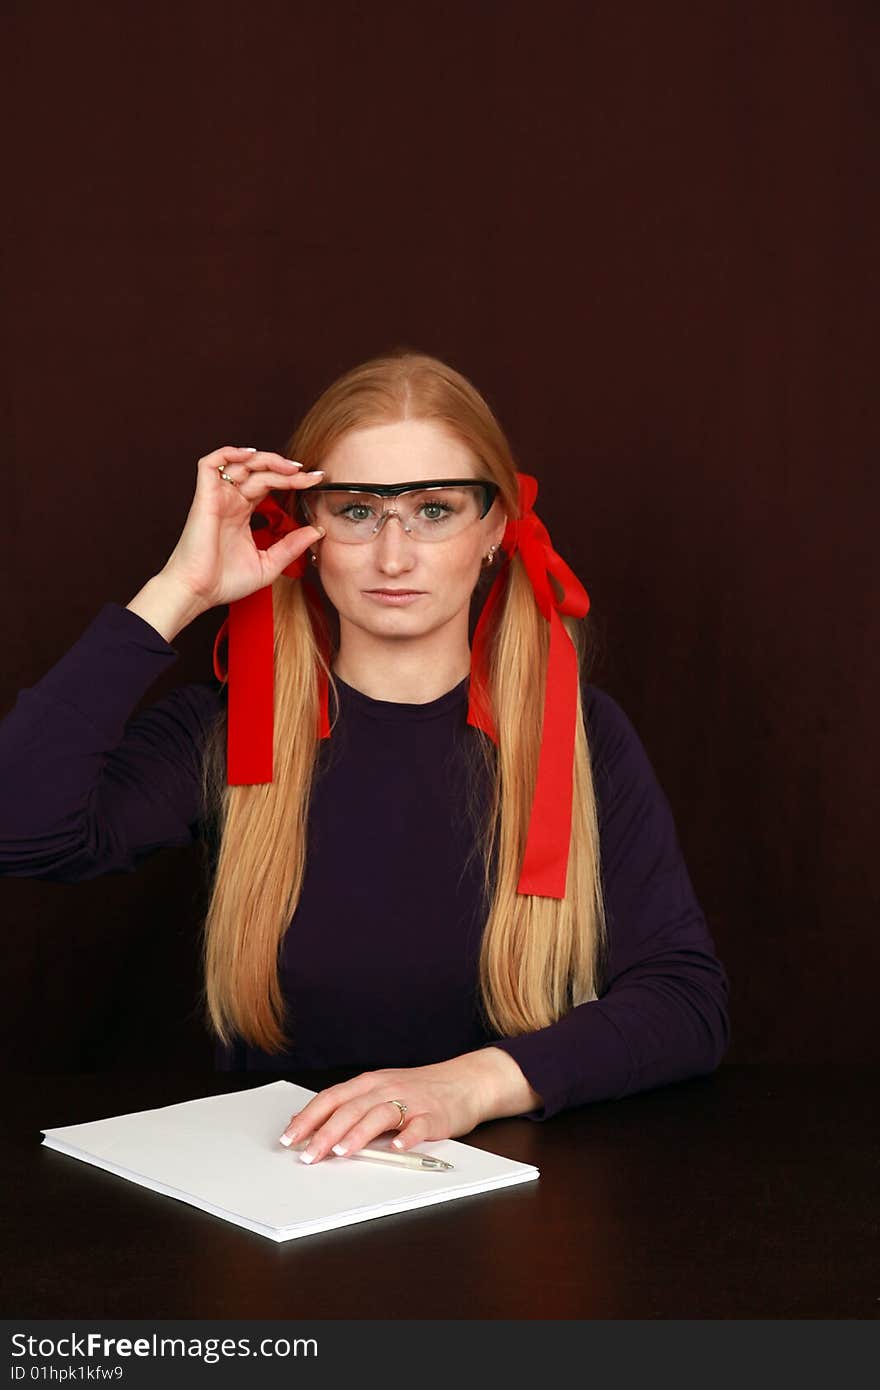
[287,1139,454,1172]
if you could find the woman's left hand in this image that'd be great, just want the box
[277,1052,500,1163]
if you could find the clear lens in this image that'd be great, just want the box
[304,486,483,543]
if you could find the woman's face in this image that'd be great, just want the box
[308,419,507,647]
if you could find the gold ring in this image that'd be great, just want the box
[387,1100,408,1130]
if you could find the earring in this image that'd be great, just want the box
[310,553,318,564]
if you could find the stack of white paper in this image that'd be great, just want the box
[40,1079,540,1242]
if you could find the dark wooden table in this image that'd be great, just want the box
[2,1065,877,1319]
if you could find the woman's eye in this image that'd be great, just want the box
[335,504,374,520]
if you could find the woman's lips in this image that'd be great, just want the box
[363,590,425,604]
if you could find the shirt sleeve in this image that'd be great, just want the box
[0,602,225,883]
[488,684,731,1120]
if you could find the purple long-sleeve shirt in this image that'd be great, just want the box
[0,602,730,1120]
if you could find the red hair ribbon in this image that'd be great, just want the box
[466,472,590,897]
[211,494,332,783]
[212,472,590,900]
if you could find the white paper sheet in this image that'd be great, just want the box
[40,1079,540,1242]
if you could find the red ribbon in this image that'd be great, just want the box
[213,473,590,899]
[211,495,332,783]
[466,473,590,897]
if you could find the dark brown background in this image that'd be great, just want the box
[2,1,877,1071]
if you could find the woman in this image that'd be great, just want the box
[0,349,729,1164]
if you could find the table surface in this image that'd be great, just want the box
[3,1064,877,1319]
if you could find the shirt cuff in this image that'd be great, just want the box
[487,1000,635,1121]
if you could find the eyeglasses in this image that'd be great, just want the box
[296,478,500,544]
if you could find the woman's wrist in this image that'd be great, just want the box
[125,571,207,645]
[460,1046,543,1122]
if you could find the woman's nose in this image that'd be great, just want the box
[374,506,408,534]
[373,509,415,545]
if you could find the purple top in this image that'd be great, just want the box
[0,602,730,1120]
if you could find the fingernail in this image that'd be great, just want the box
[279,1134,292,1147]
[314,526,326,537]
[300,1150,315,1165]
[241,447,257,452]
[392,1138,404,1149]
[331,1143,348,1156]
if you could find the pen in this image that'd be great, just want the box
[288,1139,454,1172]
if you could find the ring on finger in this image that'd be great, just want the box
[329,1101,408,1158]
[387,1100,408,1130]
[217,464,241,487]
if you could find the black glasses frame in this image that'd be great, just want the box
[296,478,500,524]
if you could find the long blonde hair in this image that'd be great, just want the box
[199,349,607,1052]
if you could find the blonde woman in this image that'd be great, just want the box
[0,350,729,1164]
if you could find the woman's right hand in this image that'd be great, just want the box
[159,446,326,611]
